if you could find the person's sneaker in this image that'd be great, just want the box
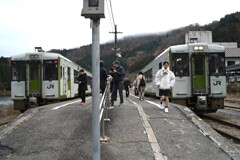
[111,103,114,106]
[165,107,169,113]
[159,103,164,109]
[119,103,123,107]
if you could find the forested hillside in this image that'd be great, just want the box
[1,11,240,90]
[62,11,240,73]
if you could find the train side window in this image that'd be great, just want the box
[209,53,225,76]
[227,61,235,66]
[11,61,26,81]
[144,68,153,83]
[67,67,71,82]
[74,70,78,83]
[61,66,63,78]
[159,62,162,69]
[43,60,58,80]
[172,53,189,77]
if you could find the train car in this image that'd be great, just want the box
[11,51,92,112]
[142,43,226,112]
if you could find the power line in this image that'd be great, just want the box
[108,0,115,26]
[105,0,114,31]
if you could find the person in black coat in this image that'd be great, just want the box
[78,69,88,105]
[111,60,125,107]
[123,77,131,97]
[100,60,108,94]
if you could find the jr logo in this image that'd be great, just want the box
[213,81,221,86]
[47,84,54,89]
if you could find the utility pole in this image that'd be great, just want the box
[81,0,105,159]
[109,25,122,59]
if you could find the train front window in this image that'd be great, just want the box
[43,60,58,80]
[172,53,189,77]
[209,53,225,76]
[11,61,26,81]
[30,63,39,80]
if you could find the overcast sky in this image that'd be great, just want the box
[0,0,239,57]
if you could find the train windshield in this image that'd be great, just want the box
[43,60,58,80]
[209,53,225,76]
[11,61,26,81]
[172,53,189,77]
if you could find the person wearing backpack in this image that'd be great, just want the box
[136,71,146,101]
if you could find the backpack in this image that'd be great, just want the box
[139,75,146,87]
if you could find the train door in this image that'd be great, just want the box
[28,62,41,97]
[191,54,207,95]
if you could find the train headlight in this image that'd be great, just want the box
[198,46,204,50]
[194,46,204,51]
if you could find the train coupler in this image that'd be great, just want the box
[197,96,207,110]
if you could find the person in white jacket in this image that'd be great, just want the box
[155,61,175,112]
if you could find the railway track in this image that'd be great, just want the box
[200,113,240,147]
[225,99,240,104]
[224,99,240,113]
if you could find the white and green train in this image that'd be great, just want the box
[11,52,92,112]
[142,43,226,112]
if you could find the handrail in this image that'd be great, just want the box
[99,76,112,142]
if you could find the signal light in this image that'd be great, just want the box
[53,60,58,64]
[12,61,16,65]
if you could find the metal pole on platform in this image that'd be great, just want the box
[91,19,100,160]
[81,0,105,159]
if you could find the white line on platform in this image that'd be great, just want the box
[129,99,166,160]
[145,100,165,110]
[51,97,92,110]
[130,94,164,109]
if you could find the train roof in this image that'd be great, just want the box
[171,43,225,53]
[155,43,225,60]
[11,52,92,75]
[141,43,225,72]
[11,52,70,61]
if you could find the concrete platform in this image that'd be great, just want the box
[0,95,239,160]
